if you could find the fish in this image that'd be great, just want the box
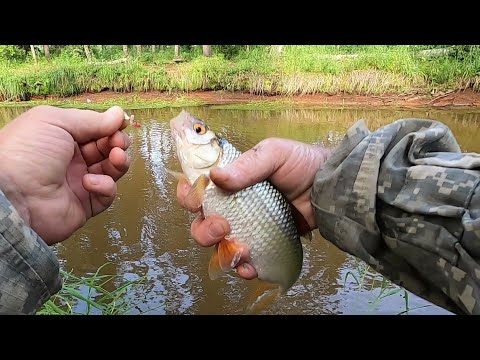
[124,112,141,128]
[169,110,308,313]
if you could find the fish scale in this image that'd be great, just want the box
[202,138,303,291]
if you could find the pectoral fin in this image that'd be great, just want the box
[166,169,187,182]
[208,238,244,280]
[185,174,210,210]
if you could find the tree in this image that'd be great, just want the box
[151,45,156,52]
[136,45,142,54]
[202,45,212,57]
[84,45,92,61]
[30,45,37,64]
[123,45,129,57]
[174,45,180,57]
[43,45,50,60]
[274,45,284,54]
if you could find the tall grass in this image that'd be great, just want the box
[37,263,147,315]
[1,45,479,101]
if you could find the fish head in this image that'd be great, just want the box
[170,110,222,183]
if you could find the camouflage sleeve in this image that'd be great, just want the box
[0,189,62,314]
[311,118,480,315]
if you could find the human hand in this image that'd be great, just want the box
[176,138,331,279]
[0,105,131,245]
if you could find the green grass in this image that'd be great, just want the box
[37,263,150,315]
[0,95,204,110]
[1,45,480,102]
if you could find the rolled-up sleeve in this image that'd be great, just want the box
[0,189,61,314]
[311,118,480,315]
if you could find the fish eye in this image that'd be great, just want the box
[193,123,207,135]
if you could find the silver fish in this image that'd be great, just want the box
[169,110,306,312]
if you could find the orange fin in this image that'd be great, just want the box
[208,239,243,280]
[208,244,223,280]
[166,169,187,182]
[245,281,282,314]
[185,174,210,209]
[289,203,313,241]
[218,238,243,271]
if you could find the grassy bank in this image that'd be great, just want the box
[1,45,480,102]
[37,263,148,315]
[0,94,204,110]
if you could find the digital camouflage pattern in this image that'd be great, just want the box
[311,118,480,315]
[0,189,61,314]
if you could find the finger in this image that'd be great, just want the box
[176,179,201,213]
[210,138,287,192]
[88,147,130,181]
[190,215,230,247]
[236,263,258,280]
[80,131,131,167]
[108,130,131,150]
[82,174,117,215]
[32,105,127,143]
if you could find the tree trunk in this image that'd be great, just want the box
[123,45,129,57]
[151,45,156,52]
[274,45,284,54]
[30,45,37,64]
[246,45,250,51]
[416,47,454,58]
[97,45,103,52]
[174,45,180,57]
[84,45,92,61]
[136,45,142,54]
[43,45,50,60]
[202,45,212,57]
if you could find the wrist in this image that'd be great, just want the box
[0,174,31,227]
[313,145,333,167]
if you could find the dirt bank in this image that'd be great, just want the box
[30,89,480,109]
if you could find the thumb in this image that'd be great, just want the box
[35,105,127,144]
[210,138,287,192]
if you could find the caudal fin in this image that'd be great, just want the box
[244,281,282,315]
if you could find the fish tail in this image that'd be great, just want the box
[244,281,282,315]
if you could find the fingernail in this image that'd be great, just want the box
[208,222,227,239]
[87,174,99,185]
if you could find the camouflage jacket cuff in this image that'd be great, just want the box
[311,118,480,315]
[0,189,62,314]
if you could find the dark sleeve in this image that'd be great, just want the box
[311,118,480,315]
[0,189,62,314]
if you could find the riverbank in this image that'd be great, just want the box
[2,89,480,111]
[1,46,480,104]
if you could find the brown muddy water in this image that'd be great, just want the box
[2,105,480,315]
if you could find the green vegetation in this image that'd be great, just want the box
[1,45,479,102]
[344,260,433,315]
[37,263,148,315]
[0,95,204,110]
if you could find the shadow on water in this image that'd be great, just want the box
[2,105,478,315]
